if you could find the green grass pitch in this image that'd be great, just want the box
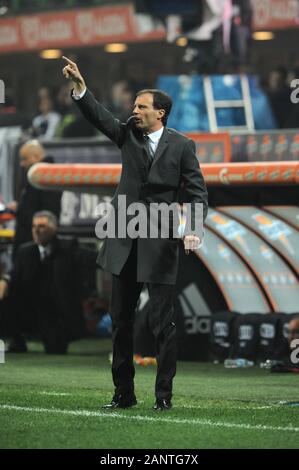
[0,339,298,449]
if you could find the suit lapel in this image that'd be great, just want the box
[150,128,169,170]
[130,128,149,166]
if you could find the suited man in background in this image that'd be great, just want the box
[7,139,61,259]
[62,56,208,410]
[0,211,96,353]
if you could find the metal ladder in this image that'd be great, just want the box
[203,74,255,132]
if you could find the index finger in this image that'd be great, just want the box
[62,56,76,66]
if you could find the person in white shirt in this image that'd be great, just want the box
[32,96,61,140]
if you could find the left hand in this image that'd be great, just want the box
[183,235,201,254]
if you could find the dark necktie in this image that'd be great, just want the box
[144,135,155,170]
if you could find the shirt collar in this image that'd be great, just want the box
[146,126,164,143]
[38,244,51,255]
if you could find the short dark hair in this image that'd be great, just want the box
[136,89,172,126]
[33,210,58,227]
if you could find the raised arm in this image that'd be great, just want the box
[62,56,125,146]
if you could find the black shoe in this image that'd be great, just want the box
[102,394,137,410]
[153,398,172,411]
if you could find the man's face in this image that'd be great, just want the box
[32,216,56,246]
[132,93,164,133]
[19,146,39,170]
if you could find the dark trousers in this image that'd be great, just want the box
[110,241,177,400]
[1,286,68,354]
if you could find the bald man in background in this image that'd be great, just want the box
[288,316,299,347]
[7,139,61,258]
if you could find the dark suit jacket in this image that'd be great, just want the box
[74,89,208,284]
[9,237,96,341]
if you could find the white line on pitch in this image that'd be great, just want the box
[179,404,276,410]
[0,404,298,433]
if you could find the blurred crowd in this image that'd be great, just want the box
[0,79,144,139]
[0,0,118,15]
[264,65,299,129]
[1,66,299,136]
[0,0,298,134]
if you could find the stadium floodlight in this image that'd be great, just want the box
[40,50,63,59]
[252,31,275,41]
[104,43,128,53]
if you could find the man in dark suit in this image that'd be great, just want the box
[62,56,208,410]
[7,139,61,259]
[0,211,95,354]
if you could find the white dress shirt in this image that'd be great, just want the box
[72,88,87,100]
[38,245,51,261]
[144,127,164,156]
